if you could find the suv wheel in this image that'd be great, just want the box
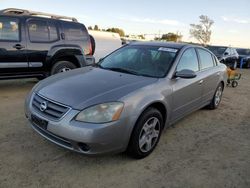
[208,83,223,109]
[127,107,163,159]
[51,61,77,75]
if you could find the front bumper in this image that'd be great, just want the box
[25,95,135,155]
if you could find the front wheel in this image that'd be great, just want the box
[208,83,223,109]
[127,108,163,159]
[51,61,77,75]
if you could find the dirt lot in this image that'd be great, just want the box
[0,69,250,188]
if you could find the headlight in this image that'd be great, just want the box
[75,102,124,123]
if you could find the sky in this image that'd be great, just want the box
[1,0,250,48]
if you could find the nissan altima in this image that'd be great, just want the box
[25,42,227,159]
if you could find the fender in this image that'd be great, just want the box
[122,81,173,140]
[45,45,87,68]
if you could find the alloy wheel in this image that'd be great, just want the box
[139,117,160,153]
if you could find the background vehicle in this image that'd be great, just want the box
[88,30,122,62]
[236,48,250,68]
[206,45,239,70]
[25,42,227,159]
[0,8,94,79]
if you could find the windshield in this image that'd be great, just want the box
[99,45,178,78]
[237,48,250,56]
[207,46,226,55]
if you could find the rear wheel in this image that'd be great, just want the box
[208,83,223,109]
[232,80,238,88]
[51,61,77,75]
[36,76,45,81]
[127,108,163,159]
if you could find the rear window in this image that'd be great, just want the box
[28,19,59,42]
[0,17,19,41]
[63,22,88,41]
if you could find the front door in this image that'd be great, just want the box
[171,48,203,121]
[0,16,28,76]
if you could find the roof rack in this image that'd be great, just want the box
[0,8,78,22]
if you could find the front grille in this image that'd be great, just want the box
[32,94,70,121]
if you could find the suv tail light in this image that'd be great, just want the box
[88,40,93,55]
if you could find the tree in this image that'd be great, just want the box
[190,15,214,45]
[161,32,182,42]
[138,35,145,39]
[88,26,93,30]
[94,25,99,31]
[106,28,125,37]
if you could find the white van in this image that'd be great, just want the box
[88,30,122,62]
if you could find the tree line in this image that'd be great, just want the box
[89,15,214,45]
[88,25,125,37]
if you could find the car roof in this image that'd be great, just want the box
[128,41,199,50]
[207,45,229,48]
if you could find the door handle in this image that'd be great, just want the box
[198,80,204,85]
[61,33,65,40]
[13,44,25,50]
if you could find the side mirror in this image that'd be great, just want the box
[175,69,197,79]
[224,52,229,56]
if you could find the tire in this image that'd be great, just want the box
[36,76,45,81]
[232,80,238,88]
[208,83,223,109]
[51,61,77,75]
[127,107,163,159]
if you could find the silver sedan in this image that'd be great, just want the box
[25,42,227,159]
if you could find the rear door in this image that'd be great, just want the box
[0,16,28,75]
[61,21,91,61]
[171,48,203,121]
[196,48,220,104]
[26,18,60,73]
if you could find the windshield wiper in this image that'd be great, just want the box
[104,67,140,75]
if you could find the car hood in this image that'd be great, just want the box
[35,67,158,110]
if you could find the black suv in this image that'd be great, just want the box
[236,48,250,68]
[0,8,94,79]
[206,45,239,69]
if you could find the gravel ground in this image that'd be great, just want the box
[0,69,250,188]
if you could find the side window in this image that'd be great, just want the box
[197,49,214,69]
[232,48,237,55]
[63,23,88,41]
[48,21,59,41]
[225,48,230,55]
[177,48,199,72]
[28,20,58,42]
[28,20,49,42]
[0,17,19,41]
